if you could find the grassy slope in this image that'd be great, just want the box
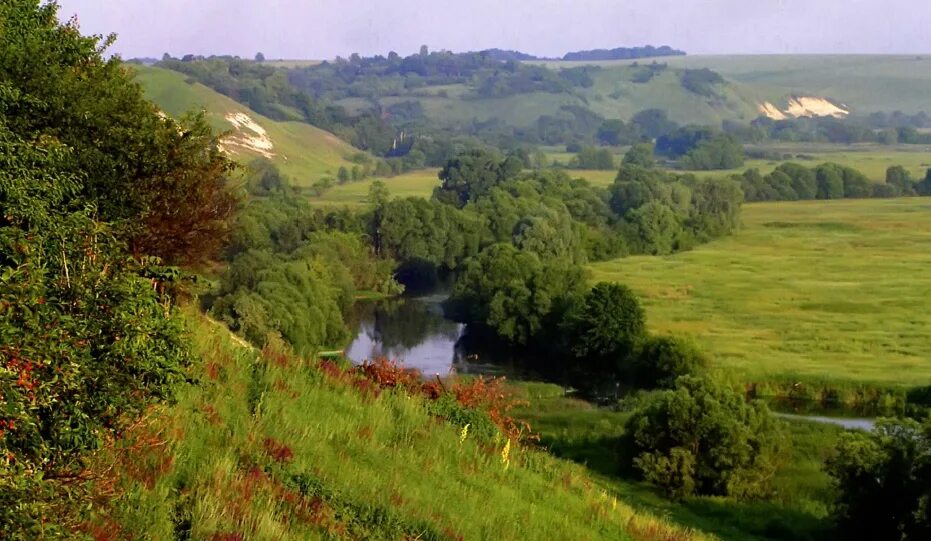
[536,55,931,114]
[134,66,361,186]
[309,169,443,207]
[510,383,841,541]
[88,312,706,541]
[589,198,931,386]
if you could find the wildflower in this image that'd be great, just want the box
[458,423,470,445]
[501,438,511,470]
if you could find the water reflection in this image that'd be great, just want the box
[344,294,523,377]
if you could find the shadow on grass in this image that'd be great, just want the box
[538,433,833,541]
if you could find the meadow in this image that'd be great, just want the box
[135,66,361,184]
[86,312,707,541]
[307,169,444,206]
[589,198,931,388]
[510,383,842,541]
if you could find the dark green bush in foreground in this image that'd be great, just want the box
[827,417,931,540]
[622,376,781,500]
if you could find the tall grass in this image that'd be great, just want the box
[81,312,710,540]
[510,383,843,541]
[589,198,931,398]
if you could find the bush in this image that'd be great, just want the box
[622,376,781,499]
[826,418,931,540]
[565,283,647,375]
[633,335,707,388]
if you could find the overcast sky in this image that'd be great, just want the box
[57,0,930,59]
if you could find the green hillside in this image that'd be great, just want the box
[84,311,707,541]
[134,66,361,186]
[344,64,762,128]
[538,55,931,115]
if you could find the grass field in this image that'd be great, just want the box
[87,312,706,540]
[134,66,362,185]
[308,169,443,206]
[510,382,842,541]
[589,198,931,387]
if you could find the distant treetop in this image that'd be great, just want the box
[562,45,685,61]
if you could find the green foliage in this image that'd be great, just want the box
[916,169,931,196]
[624,201,682,255]
[378,197,486,270]
[886,165,916,196]
[679,69,725,97]
[212,249,351,354]
[597,119,637,146]
[570,146,615,170]
[633,335,707,388]
[681,135,744,170]
[564,283,646,374]
[623,377,781,500]
[739,161,917,203]
[434,149,521,207]
[814,164,845,199]
[1,1,237,265]
[826,417,931,540]
[622,143,656,168]
[446,244,586,346]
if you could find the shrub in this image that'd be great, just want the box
[622,376,781,500]
[633,335,707,388]
[565,283,647,375]
[826,418,931,540]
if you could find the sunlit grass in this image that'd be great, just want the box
[589,198,931,386]
[88,312,711,540]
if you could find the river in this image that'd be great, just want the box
[344,294,877,431]
[344,292,524,378]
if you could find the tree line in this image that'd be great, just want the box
[739,162,931,202]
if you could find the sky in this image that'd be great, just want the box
[57,0,931,60]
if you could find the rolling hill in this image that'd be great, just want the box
[338,63,764,128]
[134,66,362,186]
[536,55,931,116]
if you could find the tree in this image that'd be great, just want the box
[571,146,615,170]
[0,0,237,265]
[826,418,931,540]
[622,377,781,500]
[435,149,516,207]
[681,135,744,170]
[916,169,931,196]
[597,119,634,146]
[565,283,646,375]
[337,165,350,183]
[815,164,845,199]
[886,165,915,195]
[776,163,817,200]
[255,52,266,62]
[622,143,656,168]
[633,335,707,388]
[445,244,585,346]
[625,202,680,255]
[631,108,678,139]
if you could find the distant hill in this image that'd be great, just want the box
[562,45,685,61]
[134,66,363,186]
[551,55,931,116]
